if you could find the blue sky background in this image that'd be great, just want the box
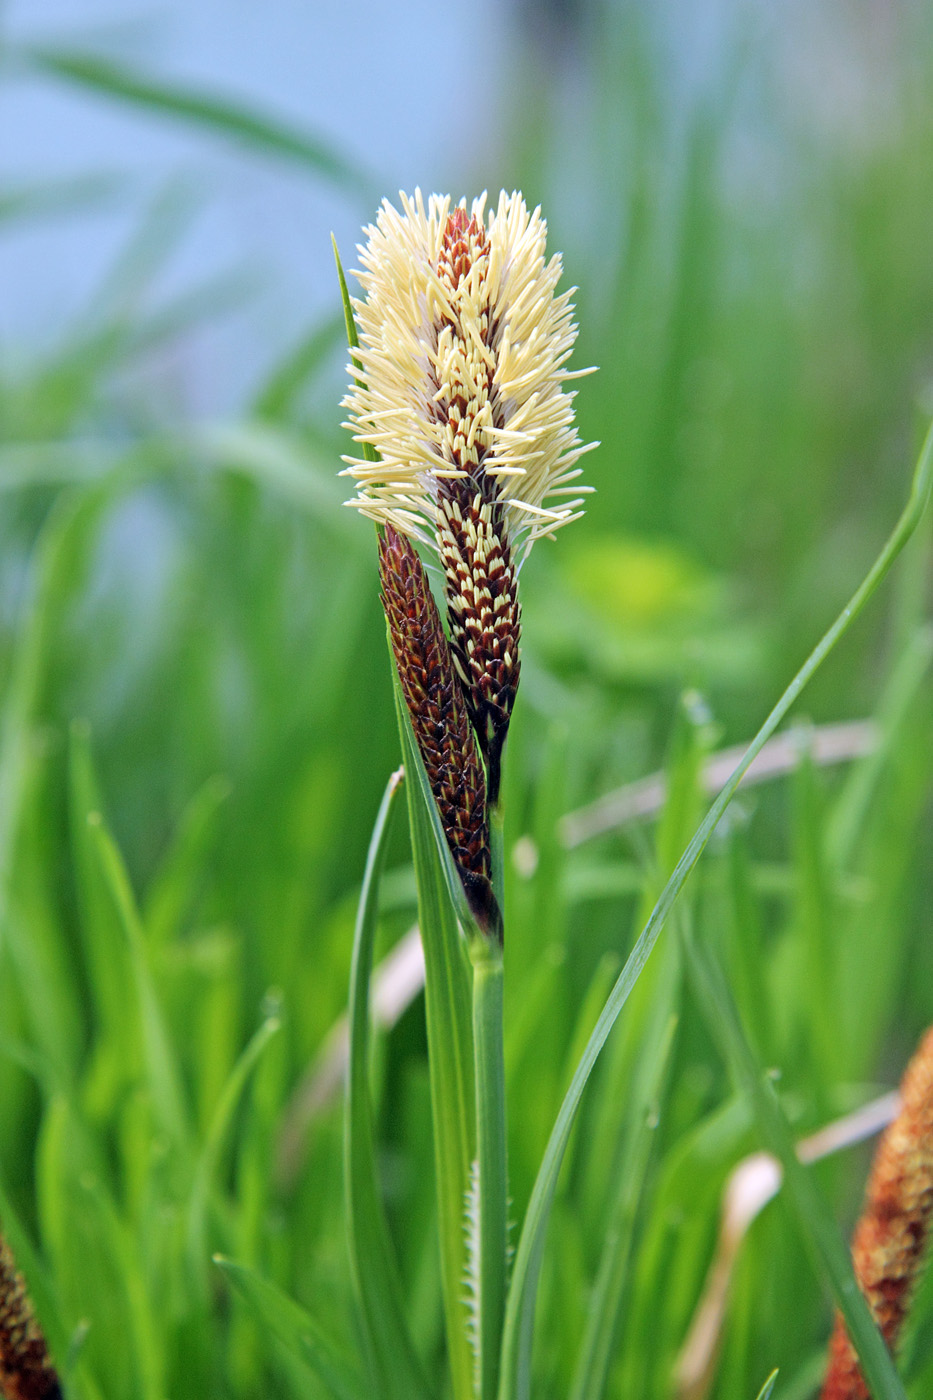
[1,0,517,408]
[0,1,910,416]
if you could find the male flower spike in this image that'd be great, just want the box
[343,190,594,805]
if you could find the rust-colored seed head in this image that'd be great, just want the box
[0,1231,62,1400]
[821,1024,933,1400]
[378,523,502,942]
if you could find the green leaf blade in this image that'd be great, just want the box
[88,817,191,1150]
[395,690,477,1400]
[215,1257,367,1400]
[498,420,933,1400]
[22,47,375,197]
[683,932,907,1400]
[345,767,431,1400]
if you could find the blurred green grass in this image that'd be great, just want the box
[1,5,933,1397]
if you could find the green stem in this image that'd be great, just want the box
[470,939,508,1400]
[490,802,505,915]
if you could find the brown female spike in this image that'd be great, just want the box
[0,1229,62,1400]
[821,1024,933,1399]
[378,523,501,942]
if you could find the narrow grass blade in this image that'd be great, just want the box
[469,942,508,1400]
[196,422,354,530]
[0,442,108,491]
[333,240,367,387]
[0,428,359,532]
[394,687,477,1400]
[127,268,257,350]
[791,747,838,1092]
[215,1257,367,1400]
[345,767,431,1400]
[254,312,346,420]
[827,624,933,871]
[332,240,381,464]
[186,1011,282,1292]
[753,1370,779,1400]
[497,420,933,1400]
[0,172,125,225]
[23,47,374,196]
[722,826,772,1057]
[570,1014,677,1400]
[0,497,109,1086]
[88,816,190,1149]
[580,691,707,1226]
[35,1093,162,1400]
[0,496,82,926]
[68,721,139,1096]
[143,772,232,950]
[77,1171,166,1400]
[682,931,906,1400]
[87,178,201,323]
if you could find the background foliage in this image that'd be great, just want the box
[1,3,932,1396]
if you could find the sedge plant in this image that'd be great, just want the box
[0,184,930,1400]
[335,188,933,1400]
[340,190,595,1400]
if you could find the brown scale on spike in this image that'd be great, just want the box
[378,523,501,942]
[820,1024,933,1400]
[429,208,522,807]
[0,1230,62,1400]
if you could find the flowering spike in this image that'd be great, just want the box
[378,524,502,941]
[342,189,594,556]
[0,1229,62,1400]
[343,190,594,796]
[820,1024,933,1400]
[437,485,520,808]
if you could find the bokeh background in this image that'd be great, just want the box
[2,1,933,1397]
